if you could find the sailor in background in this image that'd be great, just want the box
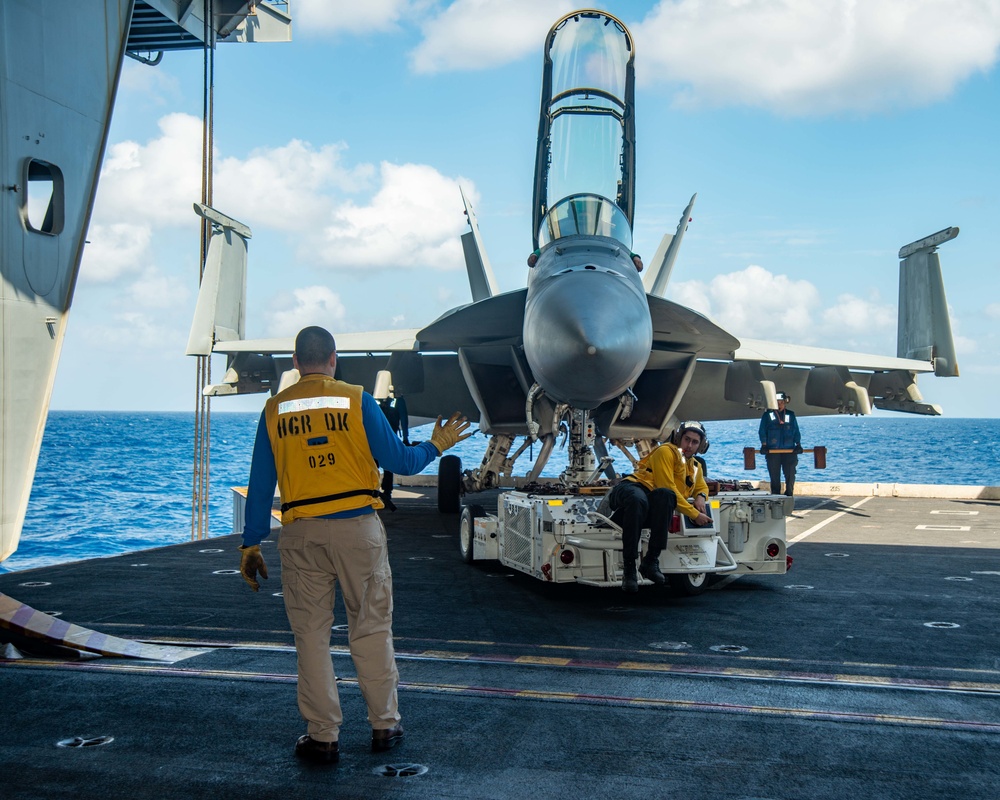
[759,391,802,496]
[377,396,402,509]
[238,326,472,764]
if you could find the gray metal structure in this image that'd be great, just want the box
[0,0,290,562]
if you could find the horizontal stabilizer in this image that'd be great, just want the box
[202,330,423,397]
[417,290,527,350]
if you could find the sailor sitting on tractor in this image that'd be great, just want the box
[605,421,711,592]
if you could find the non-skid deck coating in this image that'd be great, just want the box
[2,490,999,799]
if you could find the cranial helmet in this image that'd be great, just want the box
[670,421,709,454]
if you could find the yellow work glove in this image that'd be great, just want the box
[239,544,269,592]
[429,412,474,454]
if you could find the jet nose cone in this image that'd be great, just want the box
[523,270,652,408]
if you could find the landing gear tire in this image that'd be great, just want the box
[459,504,485,563]
[438,454,462,514]
[670,572,708,596]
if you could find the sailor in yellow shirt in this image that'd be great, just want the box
[607,421,712,592]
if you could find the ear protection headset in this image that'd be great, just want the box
[671,421,710,454]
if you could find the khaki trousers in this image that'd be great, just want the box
[278,513,400,742]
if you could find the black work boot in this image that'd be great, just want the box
[639,555,665,585]
[622,561,639,593]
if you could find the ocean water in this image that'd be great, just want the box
[2,411,997,574]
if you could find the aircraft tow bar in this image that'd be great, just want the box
[743,447,827,470]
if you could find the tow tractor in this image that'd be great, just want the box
[445,407,792,594]
[458,484,791,594]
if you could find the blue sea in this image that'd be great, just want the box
[2,411,997,574]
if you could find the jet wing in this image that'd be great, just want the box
[208,328,477,421]
[213,329,421,356]
[734,338,932,373]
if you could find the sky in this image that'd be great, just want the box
[50,0,1000,418]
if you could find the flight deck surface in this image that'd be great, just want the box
[1,491,999,799]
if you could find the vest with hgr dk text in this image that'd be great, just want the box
[264,375,383,523]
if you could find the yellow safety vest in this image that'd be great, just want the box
[264,374,383,524]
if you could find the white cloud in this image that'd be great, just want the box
[125,267,190,310]
[266,286,348,337]
[954,334,978,355]
[411,0,574,73]
[97,113,203,226]
[214,140,375,232]
[634,0,1000,114]
[293,0,413,35]
[671,264,821,338]
[313,162,474,270]
[821,291,895,335]
[985,302,1000,320]
[436,285,459,307]
[95,115,467,274]
[118,60,182,107]
[98,117,373,235]
[80,223,152,282]
[966,363,1000,376]
[670,265,899,352]
[81,310,186,350]
[819,290,896,352]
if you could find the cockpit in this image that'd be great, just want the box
[532,11,635,250]
[537,193,633,250]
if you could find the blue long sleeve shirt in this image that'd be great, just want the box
[758,408,802,451]
[241,391,439,546]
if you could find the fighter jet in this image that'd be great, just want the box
[189,9,959,506]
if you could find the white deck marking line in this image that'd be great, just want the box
[713,497,852,590]
[916,525,972,531]
[789,496,837,519]
[787,496,874,546]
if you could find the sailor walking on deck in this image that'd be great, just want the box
[238,326,472,764]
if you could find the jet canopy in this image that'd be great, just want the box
[532,10,635,249]
[537,193,633,250]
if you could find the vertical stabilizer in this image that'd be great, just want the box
[459,186,498,301]
[897,227,959,378]
[186,204,252,356]
[644,194,696,297]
